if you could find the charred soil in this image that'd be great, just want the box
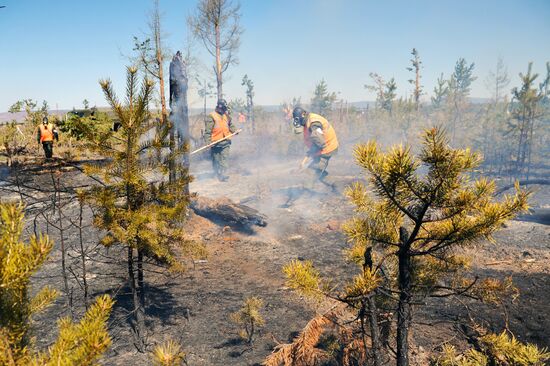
[2,150,549,365]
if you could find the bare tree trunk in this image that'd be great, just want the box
[451,97,460,142]
[364,246,383,366]
[415,66,420,111]
[128,246,145,352]
[151,0,174,187]
[157,45,168,125]
[367,297,383,366]
[516,110,527,178]
[169,51,190,196]
[178,72,190,197]
[358,303,371,363]
[526,112,535,180]
[396,246,412,366]
[137,248,145,313]
[78,199,89,309]
[215,22,223,99]
[249,96,255,133]
[169,121,176,186]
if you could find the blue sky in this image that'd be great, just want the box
[0,0,549,112]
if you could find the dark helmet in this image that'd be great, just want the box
[292,107,307,127]
[216,99,228,113]
[42,116,48,124]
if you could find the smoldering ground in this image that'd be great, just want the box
[186,113,366,237]
[4,101,549,365]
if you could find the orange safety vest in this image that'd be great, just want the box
[39,123,54,142]
[209,112,231,142]
[238,113,246,123]
[303,113,339,156]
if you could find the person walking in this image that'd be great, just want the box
[37,117,58,159]
[204,99,236,181]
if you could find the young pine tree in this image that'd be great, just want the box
[150,339,186,366]
[381,78,397,114]
[9,99,49,127]
[348,127,528,366]
[242,74,255,131]
[0,203,113,365]
[0,121,26,167]
[479,59,511,174]
[280,128,530,366]
[365,73,397,114]
[365,72,386,111]
[447,58,476,139]
[508,62,550,179]
[431,331,549,366]
[230,296,265,344]
[311,79,337,116]
[431,73,448,110]
[83,66,196,351]
[406,48,423,110]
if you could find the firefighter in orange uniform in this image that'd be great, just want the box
[37,116,59,159]
[203,99,236,181]
[238,112,246,124]
[292,107,339,190]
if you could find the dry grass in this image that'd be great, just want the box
[263,311,337,366]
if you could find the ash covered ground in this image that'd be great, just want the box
[2,129,550,366]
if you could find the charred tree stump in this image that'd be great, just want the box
[169,51,190,195]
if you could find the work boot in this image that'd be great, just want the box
[320,176,340,194]
[329,181,340,194]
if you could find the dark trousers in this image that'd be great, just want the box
[211,144,230,178]
[309,155,330,179]
[42,141,53,159]
[306,149,337,189]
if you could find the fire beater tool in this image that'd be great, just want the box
[190,129,242,155]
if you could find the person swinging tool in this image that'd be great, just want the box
[204,99,236,181]
[37,116,59,159]
[292,107,339,191]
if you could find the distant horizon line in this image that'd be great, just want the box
[1,97,497,117]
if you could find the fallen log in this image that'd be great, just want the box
[190,196,267,228]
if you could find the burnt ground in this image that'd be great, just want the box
[1,146,549,366]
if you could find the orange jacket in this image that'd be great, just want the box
[303,113,338,156]
[209,112,231,142]
[38,123,55,142]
